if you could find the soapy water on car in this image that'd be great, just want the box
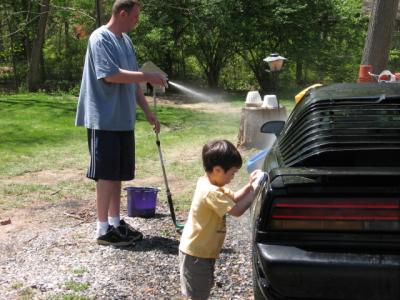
[252,170,269,192]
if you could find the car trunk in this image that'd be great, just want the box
[256,167,400,248]
[254,167,400,300]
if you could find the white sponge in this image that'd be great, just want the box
[252,170,268,191]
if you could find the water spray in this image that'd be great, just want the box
[168,80,215,102]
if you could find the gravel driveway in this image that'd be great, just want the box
[0,201,254,299]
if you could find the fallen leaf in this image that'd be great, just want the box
[0,218,11,225]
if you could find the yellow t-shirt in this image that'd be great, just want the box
[179,176,235,259]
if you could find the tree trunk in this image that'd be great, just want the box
[296,60,303,85]
[24,0,33,80]
[257,72,271,95]
[206,67,220,88]
[165,50,173,77]
[95,0,103,28]
[64,17,72,80]
[361,0,400,73]
[243,51,272,93]
[181,47,186,77]
[5,11,19,85]
[27,0,50,92]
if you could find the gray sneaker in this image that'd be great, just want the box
[118,219,143,242]
[96,225,135,247]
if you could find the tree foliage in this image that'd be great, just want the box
[0,0,379,93]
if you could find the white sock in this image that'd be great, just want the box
[108,216,120,228]
[96,221,109,237]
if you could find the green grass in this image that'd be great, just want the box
[17,287,34,299]
[71,267,88,276]
[0,93,86,176]
[47,295,94,300]
[0,91,296,212]
[0,92,245,211]
[64,280,90,292]
[11,282,24,289]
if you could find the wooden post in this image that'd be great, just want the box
[238,107,287,149]
[361,0,400,73]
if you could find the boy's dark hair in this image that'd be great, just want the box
[112,0,140,15]
[202,140,242,172]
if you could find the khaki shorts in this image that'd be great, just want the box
[179,251,216,300]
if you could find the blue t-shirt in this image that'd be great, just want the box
[75,26,139,131]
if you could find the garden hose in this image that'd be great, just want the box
[153,89,185,232]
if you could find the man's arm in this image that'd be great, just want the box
[104,68,166,87]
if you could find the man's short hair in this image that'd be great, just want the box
[112,0,140,15]
[202,140,242,173]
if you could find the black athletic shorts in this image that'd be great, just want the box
[87,129,135,181]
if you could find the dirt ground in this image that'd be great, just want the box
[0,95,243,231]
[0,96,257,299]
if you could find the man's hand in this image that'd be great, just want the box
[145,111,160,133]
[146,72,168,88]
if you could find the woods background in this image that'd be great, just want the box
[1,0,400,94]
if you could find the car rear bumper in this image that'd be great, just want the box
[254,243,400,300]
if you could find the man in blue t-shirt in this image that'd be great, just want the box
[75,0,166,246]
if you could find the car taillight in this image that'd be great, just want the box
[268,197,400,231]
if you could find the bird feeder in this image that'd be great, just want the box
[263,53,286,72]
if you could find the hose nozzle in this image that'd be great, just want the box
[163,75,169,88]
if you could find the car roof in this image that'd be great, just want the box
[299,82,400,105]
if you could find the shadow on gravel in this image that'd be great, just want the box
[221,247,236,254]
[135,213,169,219]
[124,236,179,255]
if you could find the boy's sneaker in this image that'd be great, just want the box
[118,219,143,242]
[96,225,135,247]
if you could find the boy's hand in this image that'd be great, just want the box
[249,169,261,184]
[250,169,266,191]
[250,169,261,180]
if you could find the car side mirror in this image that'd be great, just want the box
[260,120,285,137]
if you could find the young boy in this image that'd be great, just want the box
[179,139,260,300]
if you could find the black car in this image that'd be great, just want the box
[251,83,400,300]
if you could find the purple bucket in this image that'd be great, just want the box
[125,187,159,218]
